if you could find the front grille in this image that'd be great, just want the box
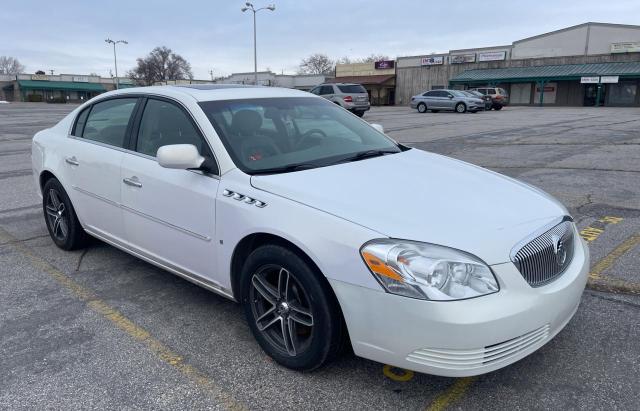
[406,324,550,370]
[511,219,575,287]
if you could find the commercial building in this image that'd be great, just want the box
[395,22,640,107]
[212,71,329,90]
[332,61,396,105]
[0,73,134,102]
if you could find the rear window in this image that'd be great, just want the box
[337,85,367,94]
[487,88,497,94]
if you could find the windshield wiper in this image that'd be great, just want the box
[338,149,399,163]
[250,162,320,175]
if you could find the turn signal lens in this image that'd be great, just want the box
[360,239,499,301]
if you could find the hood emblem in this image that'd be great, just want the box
[551,234,567,266]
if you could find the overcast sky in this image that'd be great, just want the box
[2,0,639,79]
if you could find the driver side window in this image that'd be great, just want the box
[135,99,212,158]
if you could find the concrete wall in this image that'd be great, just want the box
[588,24,640,55]
[512,26,589,59]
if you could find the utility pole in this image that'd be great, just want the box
[105,38,128,89]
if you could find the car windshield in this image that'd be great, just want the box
[461,91,476,97]
[337,85,367,93]
[198,97,401,174]
[449,90,467,97]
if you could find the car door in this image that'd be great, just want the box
[319,85,335,102]
[64,97,139,243]
[120,97,221,284]
[423,91,439,108]
[443,91,456,109]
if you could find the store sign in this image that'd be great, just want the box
[478,51,506,62]
[374,60,395,69]
[580,76,600,83]
[72,76,89,82]
[31,74,48,81]
[611,41,640,54]
[450,54,476,64]
[600,75,619,83]
[421,56,444,66]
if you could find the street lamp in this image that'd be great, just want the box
[241,2,275,85]
[105,38,128,89]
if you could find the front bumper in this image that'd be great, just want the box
[330,236,589,377]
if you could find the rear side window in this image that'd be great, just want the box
[319,85,334,95]
[498,88,508,95]
[337,85,367,94]
[82,98,137,148]
[135,98,212,158]
[72,107,90,137]
[309,87,320,95]
[487,88,497,95]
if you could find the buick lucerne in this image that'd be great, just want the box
[31,85,589,376]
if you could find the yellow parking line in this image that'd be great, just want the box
[588,233,640,295]
[424,377,476,411]
[0,227,246,411]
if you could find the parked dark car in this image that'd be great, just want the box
[470,87,509,110]
[463,90,492,110]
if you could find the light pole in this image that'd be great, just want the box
[105,38,128,89]
[241,2,275,85]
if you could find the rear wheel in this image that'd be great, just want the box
[494,105,503,111]
[417,103,427,113]
[241,244,344,371]
[354,111,365,118]
[455,102,467,113]
[42,177,88,250]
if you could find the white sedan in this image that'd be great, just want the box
[31,85,589,376]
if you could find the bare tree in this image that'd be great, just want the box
[359,54,390,63]
[336,56,352,65]
[0,56,25,74]
[127,46,193,86]
[35,70,46,75]
[298,53,335,75]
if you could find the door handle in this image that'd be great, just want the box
[123,177,142,188]
[65,156,79,166]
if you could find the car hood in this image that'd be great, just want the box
[250,149,567,265]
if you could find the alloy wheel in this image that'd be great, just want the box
[45,188,68,241]
[250,265,314,356]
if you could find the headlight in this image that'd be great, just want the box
[360,239,499,301]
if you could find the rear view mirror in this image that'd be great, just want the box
[370,123,384,134]
[157,144,204,170]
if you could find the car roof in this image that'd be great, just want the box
[100,84,314,102]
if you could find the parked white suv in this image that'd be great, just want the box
[32,84,588,376]
[309,83,370,117]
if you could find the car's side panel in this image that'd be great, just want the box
[216,169,384,297]
[120,154,221,286]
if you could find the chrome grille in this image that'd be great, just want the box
[511,218,575,287]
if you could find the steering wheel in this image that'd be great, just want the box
[240,135,282,162]
[295,129,327,150]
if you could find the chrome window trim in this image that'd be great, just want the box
[67,92,221,178]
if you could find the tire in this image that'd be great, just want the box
[417,103,427,113]
[354,111,364,118]
[42,177,89,250]
[455,103,467,113]
[240,244,344,371]
[494,105,503,111]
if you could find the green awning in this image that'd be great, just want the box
[450,61,640,83]
[17,80,106,92]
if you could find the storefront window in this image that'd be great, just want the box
[608,82,637,105]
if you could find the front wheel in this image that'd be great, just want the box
[42,177,88,250]
[455,102,467,113]
[241,244,344,371]
[417,103,427,113]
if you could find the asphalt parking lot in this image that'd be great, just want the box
[1,102,639,410]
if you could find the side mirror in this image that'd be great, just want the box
[370,123,384,134]
[157,144,204,170]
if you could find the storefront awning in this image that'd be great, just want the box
[450,61,640,83]
[327,75,395,85]
[17,80,106,92]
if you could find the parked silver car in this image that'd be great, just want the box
[410,89,485,113]
[310,83,370,117]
